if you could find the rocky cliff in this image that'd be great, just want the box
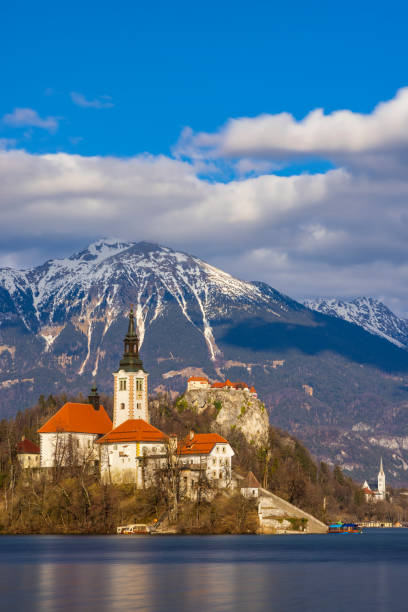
[182,388,270,448]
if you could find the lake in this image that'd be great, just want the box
[0,529,407,611]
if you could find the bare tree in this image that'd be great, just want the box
[154,437,182,522]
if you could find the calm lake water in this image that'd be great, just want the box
[0,529,407,611]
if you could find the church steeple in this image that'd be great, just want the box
[113,307,149,427]
[377,457,386,499]
[118,307,145,372]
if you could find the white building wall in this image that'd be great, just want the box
[100,441,234,489]
[40,432,99,468]
[100,441,166,485]
[241,487,259,498]
[206,443,234,484]
[113,369,149,427]
[187,380,209,391]
[18,453,41,469]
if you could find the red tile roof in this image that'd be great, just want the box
[187,376,208,382]
[241,471,261,488]
[179,432,229,455]
[211,380,253,390]
[16,437,40,454]
[38,403,112,434]
[97,419,168,444]
[233,382,249,389]
[250,386,257,393]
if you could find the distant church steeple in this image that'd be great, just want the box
[119,306,145,372]
[378,457,386,499]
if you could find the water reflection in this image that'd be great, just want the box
[0,532,407,611]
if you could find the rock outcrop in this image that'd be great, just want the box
[183,388,270,448]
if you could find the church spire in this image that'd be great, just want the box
[118,306,145,372]
[379,457,384,474]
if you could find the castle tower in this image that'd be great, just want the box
[377,457,386,500]
[113,307,149,427]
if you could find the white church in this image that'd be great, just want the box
[36,308,234,490]
[362,458,387,502]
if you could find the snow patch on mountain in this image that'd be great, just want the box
[304,297,408,350]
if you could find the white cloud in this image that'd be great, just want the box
[177,88,408,162]
[70,92,114,109]
[2,90,408,315]
[2,108,59,132]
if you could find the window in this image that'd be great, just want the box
[212,458,216,465]
[136,379,143,391]
[136,402,141,410]
[119,379,127,391]
[222,446,226,453]
[120,403,125,410]
[76,439,79,448]
[87,439,91,448]
[219,473,223,479]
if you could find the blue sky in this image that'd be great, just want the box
[1,0,405,158]
[2,0,408,314]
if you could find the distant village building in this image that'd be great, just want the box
[187,377,257,397]
[272,360,285,369]
[16,436,40,468]
[302,384,314,397]
[37,308,234,493]
[362,458,387,502]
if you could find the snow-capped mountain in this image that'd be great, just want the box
[3,239,408,483]
[304,297,408,350]
[0,238,288,367]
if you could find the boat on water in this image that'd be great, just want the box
[117,523,151,534]
[328,522,362,534]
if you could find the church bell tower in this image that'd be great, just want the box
[113,307,149,427]
[377,457,386,500]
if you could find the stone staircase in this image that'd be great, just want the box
[257,488,328,534]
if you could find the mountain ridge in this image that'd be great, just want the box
[304,296,408,350]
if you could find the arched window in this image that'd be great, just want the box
[120,403,125,410]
